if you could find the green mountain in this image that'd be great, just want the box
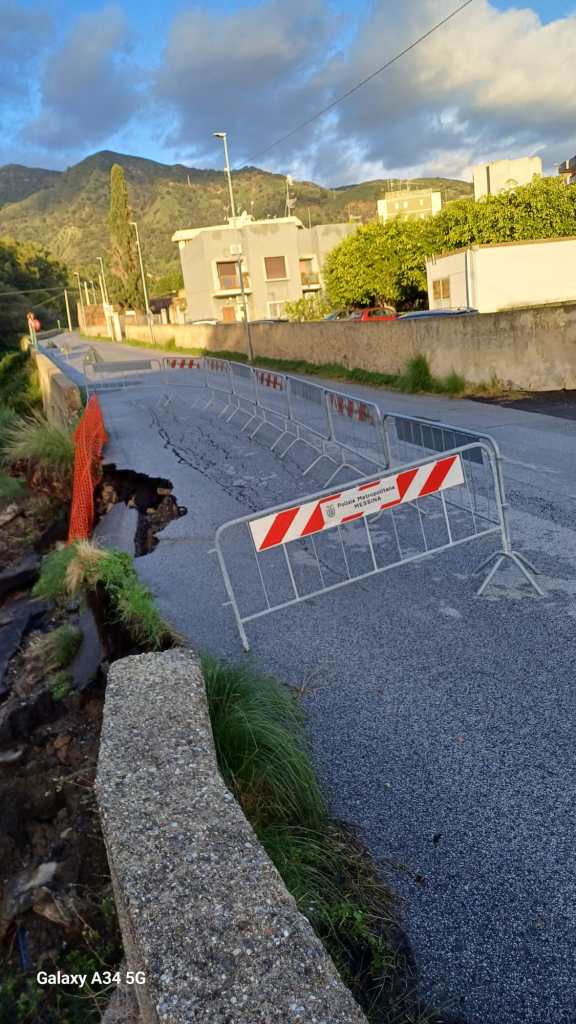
[0,164,61,207]
[0,150,473,278]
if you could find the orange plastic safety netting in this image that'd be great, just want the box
[68,395,108,541]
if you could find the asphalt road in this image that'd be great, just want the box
[48,335,576,1024]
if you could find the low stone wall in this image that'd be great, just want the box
[91,302,576,391]
[32,351,83,427]
[96,649,367,1024]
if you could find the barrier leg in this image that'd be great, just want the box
[475,549,544,597]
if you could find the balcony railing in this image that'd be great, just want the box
[215,273,251,293]
[301,271,320,287]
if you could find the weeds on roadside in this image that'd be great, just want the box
[49,670,73,701]
[80,333,467,396]
[1,410,75,488]
[34,541,173,650]
[202,655,426,1023]
[29,623,82,671]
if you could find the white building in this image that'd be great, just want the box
[377,188,442,223]
[472,156,542,200]
[426,237,576,314]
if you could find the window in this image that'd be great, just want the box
[216,261,240,290]
[268,301,286,318]
[221,305,237,323]
[264,256,287,280]
[432,278,451,307]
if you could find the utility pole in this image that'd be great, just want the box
[131,220,155,344]
[213,131,253,361]
[64,288,72,332]
[74,271,85,328]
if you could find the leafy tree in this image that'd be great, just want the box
[426,177,576,251]
[325,178,576,311]
[153,265,184,295]
[0,236,68,350]
[324,220,429,310]
[108,164,143,309]
[284,293,334,321]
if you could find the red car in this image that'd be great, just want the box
[347,307,397,322]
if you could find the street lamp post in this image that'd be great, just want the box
[74,271,85,329]
[213,131,253,361]
[97,257,112,339]
[130,221,155,345]
[97,257,110,305]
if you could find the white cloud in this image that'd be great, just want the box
[26,5,141,150]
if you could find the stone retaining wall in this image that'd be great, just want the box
[96,649,367,1024]
[83,302,576,391]
[32,350,83,427]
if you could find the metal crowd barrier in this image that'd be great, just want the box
[83,356,162,397]
[213,441,543,651]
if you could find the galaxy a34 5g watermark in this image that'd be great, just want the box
[36,970,146,987]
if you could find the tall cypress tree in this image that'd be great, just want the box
[108,164,143,309]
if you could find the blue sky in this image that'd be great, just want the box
[3,0,576,184]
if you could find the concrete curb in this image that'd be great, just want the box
[96,649,367,1024]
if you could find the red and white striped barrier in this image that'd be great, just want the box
[255,370,285,391]
[163,357,202,370]
[329,394,375,424]
[249,454,464,551]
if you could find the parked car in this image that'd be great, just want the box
[347,307,397,322]
[323,310,349,321]
[399,307,478,320]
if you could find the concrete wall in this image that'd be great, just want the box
[97,650,367,1024]
[33,350,83,426]
[427,238,576,314]
[93,302,576,391]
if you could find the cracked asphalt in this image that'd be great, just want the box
[48,335,576,1024]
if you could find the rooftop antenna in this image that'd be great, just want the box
[285,175,297,217]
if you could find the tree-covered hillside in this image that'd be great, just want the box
[0,151,473,280]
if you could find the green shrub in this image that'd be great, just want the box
[440,370,466,396]
[1,410,75,483]
[397,354,433,393]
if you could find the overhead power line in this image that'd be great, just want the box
[247,0,474,163]
[0,284,69,298]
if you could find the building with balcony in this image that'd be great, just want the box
[172,212,356,322]
[558,156,576,185]
[377,188,442,223]
[472,156,542,200]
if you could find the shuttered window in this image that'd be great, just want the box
[264,256,287,280]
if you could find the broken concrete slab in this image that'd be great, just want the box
[0,553,41,601]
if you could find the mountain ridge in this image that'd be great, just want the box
[0,150,474,275]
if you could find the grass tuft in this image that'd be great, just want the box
[0,471,26,500]
[203,656,326,827]
[29,624,82,671]
[1,410,75,484]
[34,541,173,650]
[397,355,433,393]
[49,670,73,701]
[202,654,428,1023]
